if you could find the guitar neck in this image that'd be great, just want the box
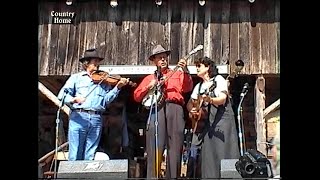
[170,54,191,73]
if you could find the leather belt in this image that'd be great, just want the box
[74,109,101,115]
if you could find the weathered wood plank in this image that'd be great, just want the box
[238,0,250,73]
[275,0,280,73]
[57,24,70,75]
[259,0,269,74]
[71,10,81,74]
[78,2,87,66]
[117,1,131,65]
[48,24,60,75]
[38,81,71,115]
[192,1,204,64]
[105,6,116,65]
[137,0,150,65]
[39,23,50,75]
[160,1,171,56]
[138,0,161,65]
[263,98,280,118]
[46,2,62,75]
[249,1,262,74]
[203,1,212,59]
[180,0,194,64]
[254,76,266,155]
[211,0,222,64]
[229,0,239,72]
[148,1,163,63]
[266,0,276,74]
[128,0,140,65]
[65,20,77,74]
[38,2,44,73]
[84,2,97,50]
[154,3,167,52]
[138,1,150,65]
[170,0,181,65]
[37,0,280,76]
[39,77,60,96]
[38,142,69,163]
[220,0,230,65]
[105,1,129,65]
[96,0,108,65]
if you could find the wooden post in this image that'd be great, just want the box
[263,98,280,118]
[38,81,70,145]
[38,81,71,115]
[254,75,266,155]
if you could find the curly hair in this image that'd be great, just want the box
[194,56,219,78]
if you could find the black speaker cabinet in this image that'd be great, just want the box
[57,159,128,179]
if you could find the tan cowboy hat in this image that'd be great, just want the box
[79,48,104,62]
[149,45,171,61]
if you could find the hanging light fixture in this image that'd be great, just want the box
[199,0,206,6]
[155,0,162,6]
[66,0,73,6]
[248,0,255,3]
[110,0,118,7]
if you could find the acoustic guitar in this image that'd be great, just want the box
[189,65,242,132]
[189,81,215,133]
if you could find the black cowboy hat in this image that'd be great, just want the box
[148,45,171,61]
[79,48,104,62]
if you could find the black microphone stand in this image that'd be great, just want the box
[237,85,248,156]
[146,69,162,178]
[53,89,68,179]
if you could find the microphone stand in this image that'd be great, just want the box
[53,90,68,179]
[146,69,162,178]
[237,87,248,156]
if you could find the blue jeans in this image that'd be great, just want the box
[190,145,199,159]
[68,111,102,160]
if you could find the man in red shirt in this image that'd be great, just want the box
[133,45,193,179]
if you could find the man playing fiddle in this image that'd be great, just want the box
[57,48,129,161]
[133,44,193,178]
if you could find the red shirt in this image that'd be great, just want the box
[133,68,193,105]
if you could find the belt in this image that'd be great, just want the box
[74,109,102,115]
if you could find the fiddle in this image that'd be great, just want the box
[91,70,137,87]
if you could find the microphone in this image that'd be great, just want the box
[59,89,70,107]
[240,83,249,97]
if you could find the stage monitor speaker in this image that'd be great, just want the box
[57,159,128,179]
[220,159,242,179]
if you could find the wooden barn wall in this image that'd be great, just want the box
[38,0,280,76]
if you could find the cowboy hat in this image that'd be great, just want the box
[79,48,104,62]
[149,45,171,61]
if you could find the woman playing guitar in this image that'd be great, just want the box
[186,57,240,179]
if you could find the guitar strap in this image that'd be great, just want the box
[197,77,224,141]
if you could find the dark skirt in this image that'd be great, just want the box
[200,101,240,179]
